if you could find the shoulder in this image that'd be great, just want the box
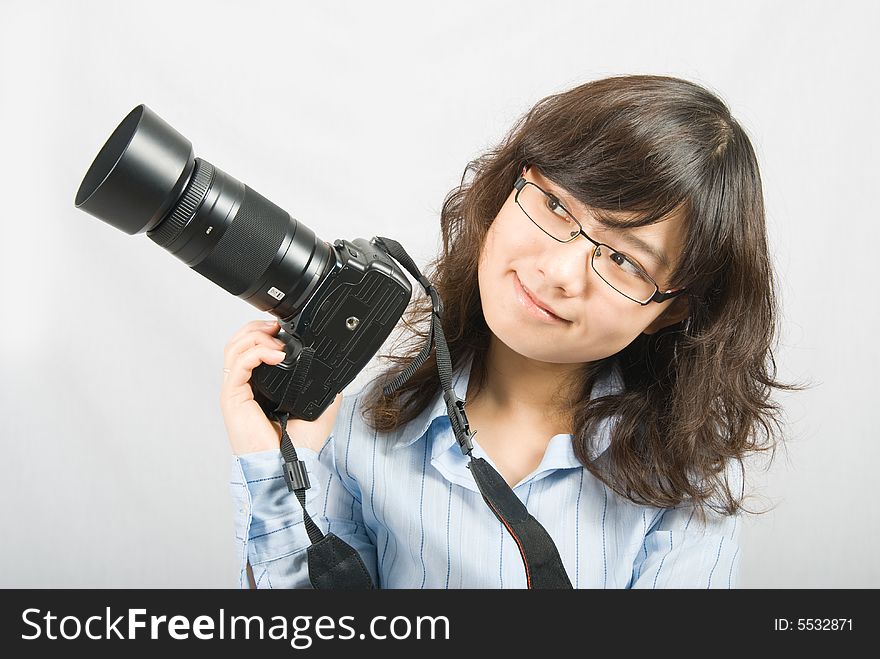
[325,378,395,474]
[330,380,373,448]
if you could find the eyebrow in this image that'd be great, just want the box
[542,179,672,273]
[606,230,672,273]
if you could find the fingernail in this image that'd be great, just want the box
[265,320,278,326]
[274,350,287,359]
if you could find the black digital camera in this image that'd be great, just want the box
[74,104,412,420]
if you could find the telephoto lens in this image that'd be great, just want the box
[74,104,335,320]
[74,104,414,421]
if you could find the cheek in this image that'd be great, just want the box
[480,208,536,270]
[476,231,501,310]
[477,227,526,335]
[477,217,531,305]
[478,216,516,284]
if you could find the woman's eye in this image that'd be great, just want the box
[545,195,571,220]
[610,251,650,280]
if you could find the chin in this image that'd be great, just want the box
[488,324,579,364]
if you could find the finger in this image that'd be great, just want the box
[224,330,286,370]
[224,344,288,390]
[226,319,280,348]
[225,319,280,350]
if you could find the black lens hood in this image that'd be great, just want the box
[74,104,195,235]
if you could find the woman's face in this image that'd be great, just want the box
[477,166,689,364]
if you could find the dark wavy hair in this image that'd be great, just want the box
[360,74,797,525]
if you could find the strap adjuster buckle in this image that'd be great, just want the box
[445,393,475,456]
[283,460,311,492]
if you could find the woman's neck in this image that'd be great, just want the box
[466,334,583,427]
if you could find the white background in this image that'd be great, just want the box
[1,0,876,587]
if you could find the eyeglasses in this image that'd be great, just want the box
[513,170,686,305]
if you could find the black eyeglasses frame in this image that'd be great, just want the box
[513,174,686,306]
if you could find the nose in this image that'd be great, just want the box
[534,235,597,299]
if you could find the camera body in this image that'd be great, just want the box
[252,236,411,420]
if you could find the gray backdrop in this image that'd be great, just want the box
[1,0,876,587]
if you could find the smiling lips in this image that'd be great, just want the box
[515,274,569,323]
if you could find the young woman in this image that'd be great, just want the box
[221,74,789,589]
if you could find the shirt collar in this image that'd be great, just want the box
[391,353,624,464]
[391,353,474,451]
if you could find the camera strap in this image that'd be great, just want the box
[269,352,377,590]
[374,236,572,589]
[265,236,572,589]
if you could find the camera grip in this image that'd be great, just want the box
[250,330,320,420]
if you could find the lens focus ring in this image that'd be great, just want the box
[148,158,214,248]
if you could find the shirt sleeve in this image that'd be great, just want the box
[227,395,378,589]
[629,461,745,589]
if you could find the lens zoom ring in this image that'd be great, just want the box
[148,158,214,248]
[192,185,289,295]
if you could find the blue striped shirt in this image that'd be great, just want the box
[228,354,742,588]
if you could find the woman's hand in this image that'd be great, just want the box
[220,319,342,455]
